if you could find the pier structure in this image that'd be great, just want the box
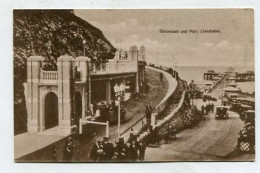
[23,45,146,135]
[236,71,255,82]
[203,70,220,80]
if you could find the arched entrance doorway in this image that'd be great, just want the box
[75,92,82,127]
[44,92,58,130]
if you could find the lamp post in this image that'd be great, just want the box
[114,83,125,139]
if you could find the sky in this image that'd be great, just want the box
[75,9,254,67]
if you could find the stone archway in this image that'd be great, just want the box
[75,92,82,127]
[44,92,58,130]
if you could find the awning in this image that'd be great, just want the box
[227,82,237,87]
[229,77,237,80]
[222,86,241,92]
[205,81,213,85]
[212,76,221,80]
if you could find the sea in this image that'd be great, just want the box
[176,66,255,94]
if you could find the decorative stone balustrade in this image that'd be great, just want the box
[90,60,137,75]
[38,60,138,85]
[40,69,58,84]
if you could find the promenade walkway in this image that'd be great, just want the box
[119,67,177,140]
[14,127,66,159]
[15,66,177,161]
[146,66,178,108]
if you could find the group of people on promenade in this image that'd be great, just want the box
[91,100,126,124]
[201,103,214,115]
[90,132,147,162]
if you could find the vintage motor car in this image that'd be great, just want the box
[230,101,242,113]
[215,106,229,119]
[237,121,255,153]
[245,110,255,123]
[239,104,253,120]
[203,93,212,101]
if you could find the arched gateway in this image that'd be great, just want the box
[44,92,58,130]
[24,46,146,135]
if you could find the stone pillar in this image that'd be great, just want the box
[106,79,111,105]
[142,66,145,84]
[26,56,44,133]
[140,45,145,62]
[57,56,76,135]
[129,46,139,93]
[75,56,90,118]
[136,71,140,93]
[143,66,145,82]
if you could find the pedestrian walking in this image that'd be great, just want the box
[102,137,113,161]
[138,142,146,161]
[63,137,73,161]
[145,81,150,93]
[52,146,58,161]
[160,72,163,82]
[146,104,153,124]
[201,105,205,115]
[205,104,209,115]
[124,142,131,160]
[129,141,138,160]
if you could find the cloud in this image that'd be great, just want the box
[89,19,252,67]
[174,40,249,67]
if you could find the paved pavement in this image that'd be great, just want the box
[145,109,250,161]
[145,75,255,161]
[14,127,66,159]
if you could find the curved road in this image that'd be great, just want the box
[145,76,255,161]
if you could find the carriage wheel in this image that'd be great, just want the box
[239,141,250,152]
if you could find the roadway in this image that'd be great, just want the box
[145,75,255,161]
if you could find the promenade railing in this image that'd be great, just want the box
[120,114,148,140]
[120,66,180,141]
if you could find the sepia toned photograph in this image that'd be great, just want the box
[13,9,255,162]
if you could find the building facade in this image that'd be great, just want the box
[24,46,146,135]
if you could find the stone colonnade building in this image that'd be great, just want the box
[24,46,146,135]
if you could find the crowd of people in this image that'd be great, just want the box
[201,103,214,115]
[90,132,147,162]
[91,100,126,124]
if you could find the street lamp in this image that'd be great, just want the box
[114,82,125,139]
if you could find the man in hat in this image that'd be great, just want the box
[138,142,146,161]
[129,140,138,161]
[102,137,113,161]
[63,137,73,161]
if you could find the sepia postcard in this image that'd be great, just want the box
[13,9,255,162]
